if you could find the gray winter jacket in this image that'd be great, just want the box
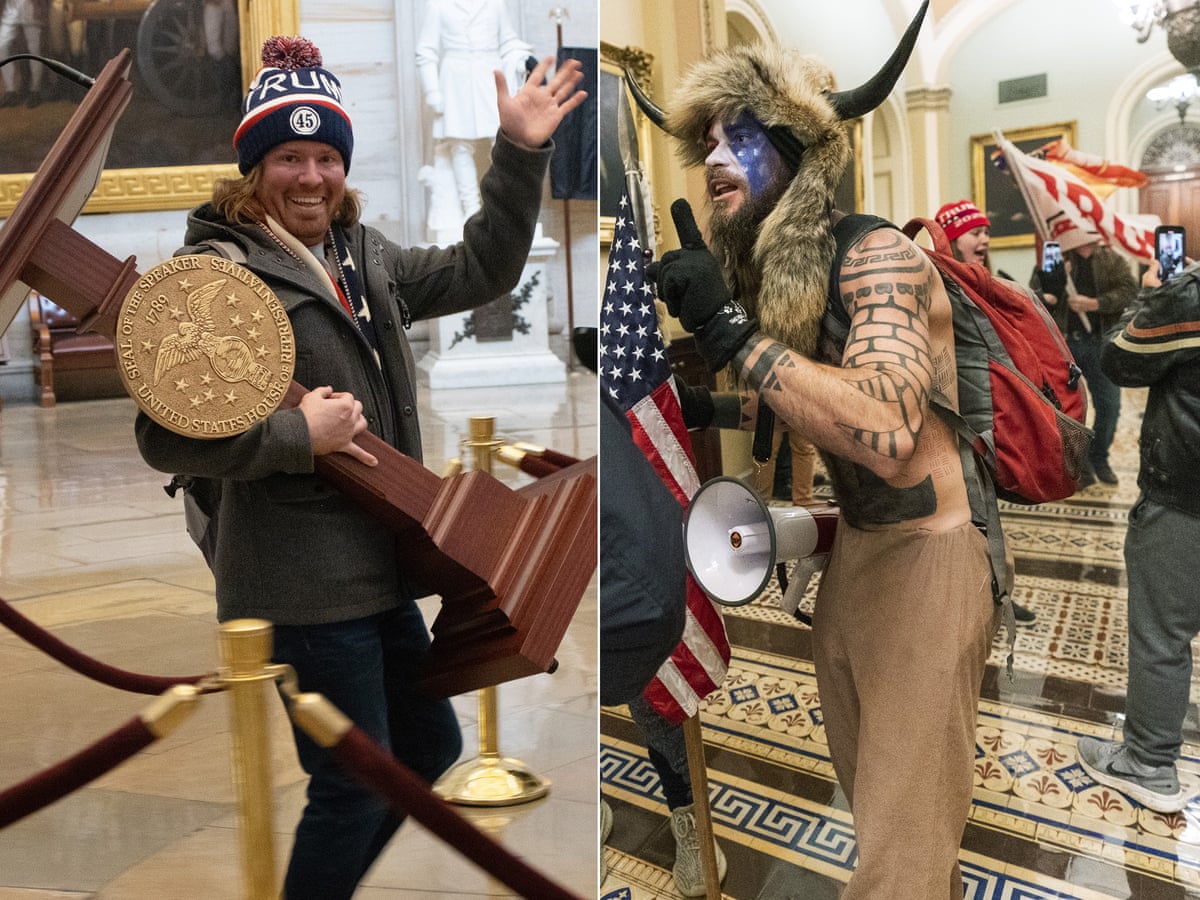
[135,134,551,625]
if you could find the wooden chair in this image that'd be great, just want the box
[27,291,123,407]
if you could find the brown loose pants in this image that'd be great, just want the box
[812,520,997,899]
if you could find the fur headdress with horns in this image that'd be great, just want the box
[627,1,928,357]
[667,46,851,356]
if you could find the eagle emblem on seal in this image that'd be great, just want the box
[153,279,273,391]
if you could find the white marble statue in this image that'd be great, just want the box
[416,0,532,231]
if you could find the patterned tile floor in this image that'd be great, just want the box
[601,387,1200,899]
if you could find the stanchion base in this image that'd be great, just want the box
[433,755,550,807]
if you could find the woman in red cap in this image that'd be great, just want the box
[935,199,992,268]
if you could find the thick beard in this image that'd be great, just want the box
[707,186,782,321]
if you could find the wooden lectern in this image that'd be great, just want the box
[0,52,598,697]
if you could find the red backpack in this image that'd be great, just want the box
[827,214,1092,505]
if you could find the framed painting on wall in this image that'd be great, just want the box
[0,0,298,217]
[599,41,654,249]
[971,121,1077,249]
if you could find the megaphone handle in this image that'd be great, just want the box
[752,405,775,465]
[775,561,789,595]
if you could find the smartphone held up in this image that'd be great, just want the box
[1156,225,1186,282]
[1041,240,1062,273]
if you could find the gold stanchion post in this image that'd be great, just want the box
[218,619,279,899]
[433,417,551,806]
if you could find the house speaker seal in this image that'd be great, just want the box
[116,255,295,438]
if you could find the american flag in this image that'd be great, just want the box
[600,192,730,725]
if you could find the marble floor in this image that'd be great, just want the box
[601,386,1200,899]
[0,361,599,899]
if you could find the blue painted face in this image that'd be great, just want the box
[722,112,779,200]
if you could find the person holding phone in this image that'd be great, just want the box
[1076,256,1200,813]
[1155,225,1186,282]
[1030,237,1137,486]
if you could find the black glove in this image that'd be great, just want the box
[1038,260,1067,299]
[675,382,715,430]
[649,199,759,371]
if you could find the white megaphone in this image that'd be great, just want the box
[683,476,839,608]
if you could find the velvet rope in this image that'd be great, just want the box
[0,596,208,694]
[0,717,156,828]
[330,726,583,900]
[517,455,562,478]
[538,448,579,469]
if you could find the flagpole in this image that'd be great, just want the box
[683,714,722,899]
[551,7,575,371]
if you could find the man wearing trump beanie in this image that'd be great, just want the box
[134,34,586,899]
[233,36,355,174]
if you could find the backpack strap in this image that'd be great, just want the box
[198,239,248,265]
[955,429,1017,678]
[900,215,956,255]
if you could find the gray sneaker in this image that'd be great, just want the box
[1077,737,1189,813]
[670,803,728,897]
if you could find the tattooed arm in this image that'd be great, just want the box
[731,228,943,479]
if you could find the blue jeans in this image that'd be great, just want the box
[272,602,463,900]
[1124,496,1200,767]
[1067,331,1121,467]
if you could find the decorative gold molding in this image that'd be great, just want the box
[599,43,657,250]
[599,40,653,90]
[0,0,298,217]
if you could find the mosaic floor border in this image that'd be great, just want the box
[602,640,1200,894]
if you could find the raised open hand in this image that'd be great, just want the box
[495,55,587,149]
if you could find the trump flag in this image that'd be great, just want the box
[992,130,1159,260]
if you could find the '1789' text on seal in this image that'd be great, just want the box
[117,255,295,438]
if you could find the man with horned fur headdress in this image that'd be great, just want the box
[644,4,1000,896]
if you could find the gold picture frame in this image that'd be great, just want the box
[599,41,655,249]
[0,0,298,217]
[971,121,1077,249]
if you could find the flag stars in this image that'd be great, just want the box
[600,190,673,406]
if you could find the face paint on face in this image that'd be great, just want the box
[727,112,778,198]
[705,111,787,220]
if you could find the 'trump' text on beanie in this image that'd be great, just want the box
[233,36,354,174]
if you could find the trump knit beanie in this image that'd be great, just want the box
[935,200,990,242]
[233,36,354,174]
